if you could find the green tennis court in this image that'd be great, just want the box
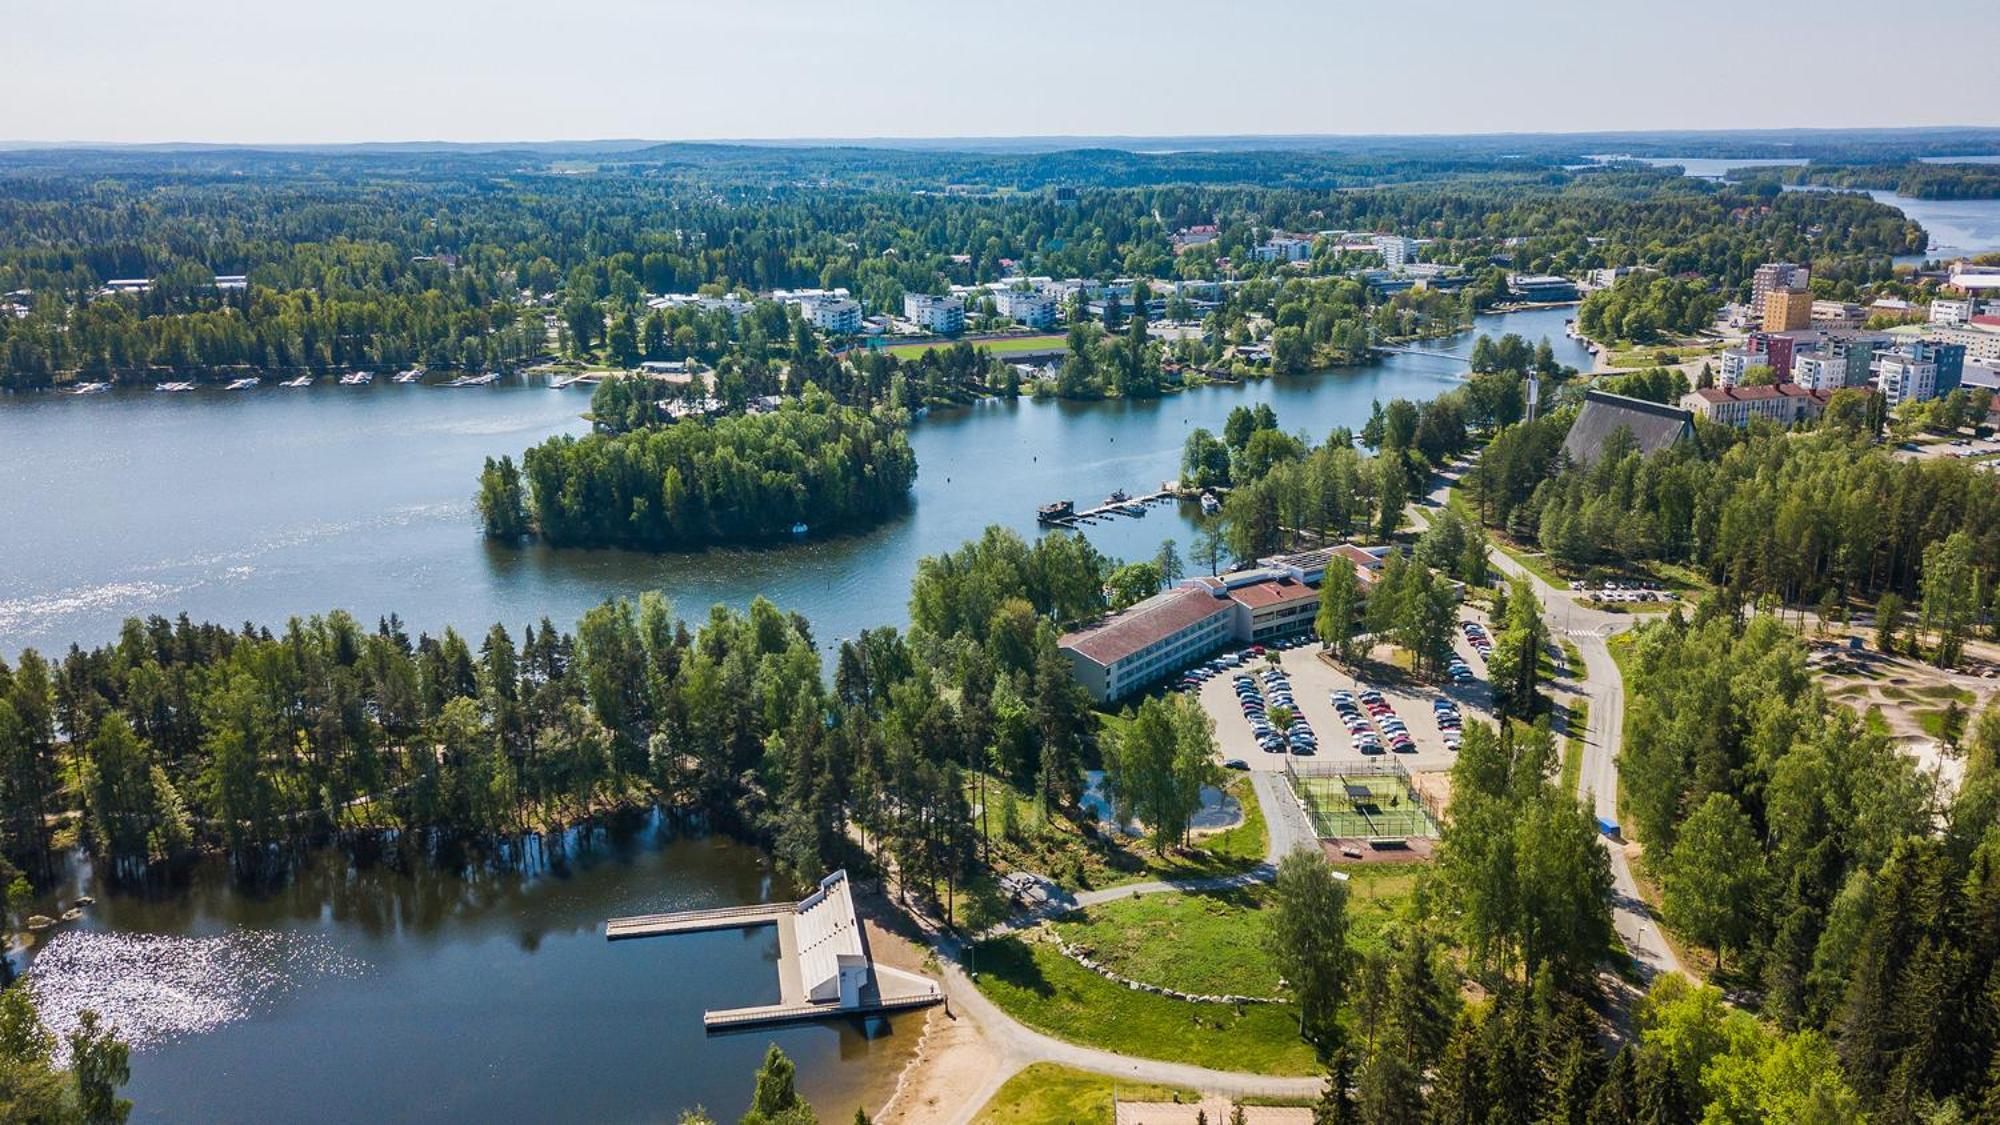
[1289,771,1439,840]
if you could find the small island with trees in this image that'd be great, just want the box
[477,385,917,549]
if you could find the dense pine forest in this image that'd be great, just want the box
[0,525,1120,912]
[477,389,918,547]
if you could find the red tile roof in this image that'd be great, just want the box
[1227,578,1318,611]
[1058,587,1230,667]
[1690,384,1828,404]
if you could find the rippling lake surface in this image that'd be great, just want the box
[0,305,1587,660]
[0,305,1589,1120]
[20,815,918,1123]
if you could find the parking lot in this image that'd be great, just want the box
[1190,611,1496,780]
[1571,578,1677,606]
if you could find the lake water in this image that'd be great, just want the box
[1616,154,2000,261]
[0,305,1586,662]
[0,305,1586,1121]
[19,814,913,1123]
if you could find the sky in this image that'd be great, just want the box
[5,0,1997,145]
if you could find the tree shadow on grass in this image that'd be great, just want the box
[973,935,1055,999]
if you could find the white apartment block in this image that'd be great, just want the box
[1373,235,1416,268]
[1876,356,1938,407]
[902,293,965,334]
[1791,353,1847,394]
[994,288,1059,329]
[802,296,861,335]
[1932,299,1974,326]
[1252,237,1313,263]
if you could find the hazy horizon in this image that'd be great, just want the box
[7,0,1997,146]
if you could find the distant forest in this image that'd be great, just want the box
[0,141,1930,389]
[1735,161,2000,200]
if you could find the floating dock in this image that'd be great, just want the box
[604,900,794,940]
[604,869,943,1031]
[1039,486,1184,529]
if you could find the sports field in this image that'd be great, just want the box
[1292,772,1439,840]
[878,333,1067,360]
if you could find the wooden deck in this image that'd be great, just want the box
[603,901,794,940]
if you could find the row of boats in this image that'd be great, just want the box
[67,367,514,395]
[1036,486,1221,527]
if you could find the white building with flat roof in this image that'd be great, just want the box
[1876,355,1938,407]
[994,288,1059,329]
[802,296,861,335]
[1252,237,1313,263]
[902,293,964,334]
[1373,235,1416,268]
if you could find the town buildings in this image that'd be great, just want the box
[1810,300,1864,331]
[1764,287,1814,332]
[1680,384,1831,426]
[1253,236,1314,263]
[1056,545,1391,702]
[1507,274,1580,302]
[1058,586,1236,703]
[1372,235,1416,268]
[902,293,965,335]
[798,294,861,335]
[1750,261,1810,318]
[1561,390,1695,465]
[993,287,1059,329]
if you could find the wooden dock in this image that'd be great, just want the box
[1042,488,1184,530]
[604,901,794,940]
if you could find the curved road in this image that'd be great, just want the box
[1415,466,1682,981]
[933,768,1326,1121]
[932,473,1680,1122]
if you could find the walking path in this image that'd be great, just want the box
[926,752,1326,1121]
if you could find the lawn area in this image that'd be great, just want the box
[1122,775,1269,885]
[1605,341,1727,368]
[970,934,1321,1076]
[1561,700,1589,794]
[1053,886,1280,996]
[880,333,1068,360]
[972,1063,1191,1124]
[1337,862,1420,956]
[957,767,1266,905]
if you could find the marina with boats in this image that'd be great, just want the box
[1036,483,1190,529]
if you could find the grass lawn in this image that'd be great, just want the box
[958,767,1266,904]
[1606,341,1727,368]
[880,333,1068,360]
[1122,775,1269,885]
[970,934,1321,1076]
[1561,700,1589,794]
[1054,886,1280,996]
[1337,863,1421,956]
[1560,639,1585,678]
[972,1063,1190,1124]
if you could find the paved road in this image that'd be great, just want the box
[935,931,1328,1124]
[933,473,1681,1123]
[1414,469,1683,982]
